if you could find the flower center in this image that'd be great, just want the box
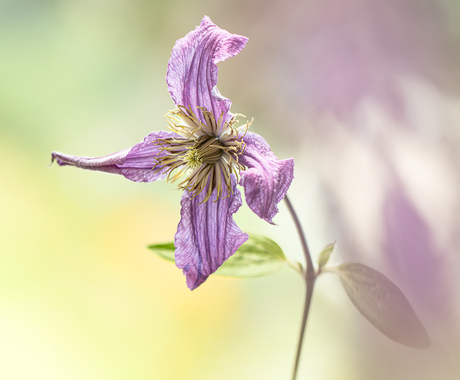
[181,148,203,168]
[153,105,252,203]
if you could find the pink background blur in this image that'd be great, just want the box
[1,0,459,378]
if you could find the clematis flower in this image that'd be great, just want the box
[51,16,294,290]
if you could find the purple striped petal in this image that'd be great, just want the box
[175,175,248,290]
[51,131,177,183]
[166,16,248,125]
[51,149,129,176]
[239,132,295,224]
[120,131,177,182]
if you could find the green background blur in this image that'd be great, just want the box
[1,0,460,379]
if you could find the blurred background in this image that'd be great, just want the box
[1,0,460,378]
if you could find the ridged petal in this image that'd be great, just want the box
[166,16,248,125]
[239,132,295,224]
[51,131,177,183]
[51,149,130,176]
[175,176,248,290]
[120,131,177,182]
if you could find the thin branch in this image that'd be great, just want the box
[284,194,317,380]
[284,195,314,274]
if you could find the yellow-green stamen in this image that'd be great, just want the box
[154,105,252,203]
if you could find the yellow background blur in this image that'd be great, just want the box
[1,0,460,379]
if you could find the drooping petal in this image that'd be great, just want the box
[166,16,248,125]
[51,131,177,183]
[175,175,248,290]
[51,149,129,175]
[238,132,295,224]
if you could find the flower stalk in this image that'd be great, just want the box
[284,195,317,380]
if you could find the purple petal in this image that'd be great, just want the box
[166,16,248,124]
[239,132,295,224]
[51,131,177,182]
[174,175,248,290]
[120,131,177,182]
[51,149,129,175]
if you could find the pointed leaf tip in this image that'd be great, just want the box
[334,262,430,349]
[318,241,337,269]
[147,242,175,263]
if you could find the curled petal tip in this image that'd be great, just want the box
[50,151,74,167]
[49,152,68,168]
[49,153,56,168]
[239,133,295,224]
[166,16,248,124]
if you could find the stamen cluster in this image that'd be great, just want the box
[154,105,252,203]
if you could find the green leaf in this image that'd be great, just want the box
[147,242,175,263]
[333,262,430,348]
[148,235,287,278]
[215,235,287,278]
[318,241,336,269]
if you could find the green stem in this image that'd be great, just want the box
[284,195,316,380]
